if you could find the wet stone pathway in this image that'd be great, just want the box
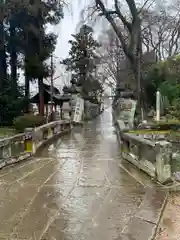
[0,106,166,240]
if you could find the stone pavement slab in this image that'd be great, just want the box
[120,217,156,240]
[135,188,167,224]
[120,188,167,240]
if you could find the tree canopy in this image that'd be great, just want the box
[0,0,64,124]
[145,55,180,111]
[62,24,103,101]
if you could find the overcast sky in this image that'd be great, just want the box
[55,2,81,59]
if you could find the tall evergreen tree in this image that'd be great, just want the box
[15,0,63,114]
[0,1,7,92]
[62,24,103,100]
[0,0,64,124]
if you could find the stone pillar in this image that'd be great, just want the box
[155,141,172,183]
[48,127,53,139]
[2,142,11,166]
[24,128,36,154]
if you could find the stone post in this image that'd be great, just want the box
[48,127,53,139]
[24,128,36,154]
[155,141,172,183]
[2,140,11,166]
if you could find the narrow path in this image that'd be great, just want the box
[0,105,160,240]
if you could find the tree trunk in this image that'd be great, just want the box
[0,21,7,92]
[9,22,18,97]
[115,37,121,89]
[38,77,44,116]
[131,55,147,119]
[24,55,30,113]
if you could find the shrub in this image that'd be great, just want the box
[13,114,46,132]
[167,98,180,120]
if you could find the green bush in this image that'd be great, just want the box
[167,98,180,120]
[13,114,46,132]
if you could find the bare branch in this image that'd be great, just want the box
[114,0,132,32]
[95,0,134,61]
[138,0,155,14]
[97,26,126,86]
[125,0,138,19]
[140,1,180,60]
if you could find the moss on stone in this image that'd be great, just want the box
[0,127,15,137]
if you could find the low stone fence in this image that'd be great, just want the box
[0,120,71,169]
[116,121,172,184]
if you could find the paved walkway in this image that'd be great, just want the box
[0,106,166,240]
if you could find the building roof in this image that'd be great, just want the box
[30,83,71,104]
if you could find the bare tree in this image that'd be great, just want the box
[97,26,126,89]
[92,0,146,110]
[95,0,141,67]
[142,0,180,60]
[81,0,180,110]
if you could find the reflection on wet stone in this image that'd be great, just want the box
[0,104,164,240]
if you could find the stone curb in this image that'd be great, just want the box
[151,190,168,240]
[157,180,180,192]
[120,188,168,240]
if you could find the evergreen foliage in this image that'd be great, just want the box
[62,24,103,101]
[0,0,64,125]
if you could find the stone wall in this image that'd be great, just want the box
[116,121,172,184]
[0,120,71,169]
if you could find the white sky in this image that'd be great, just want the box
[54,2,81,59]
